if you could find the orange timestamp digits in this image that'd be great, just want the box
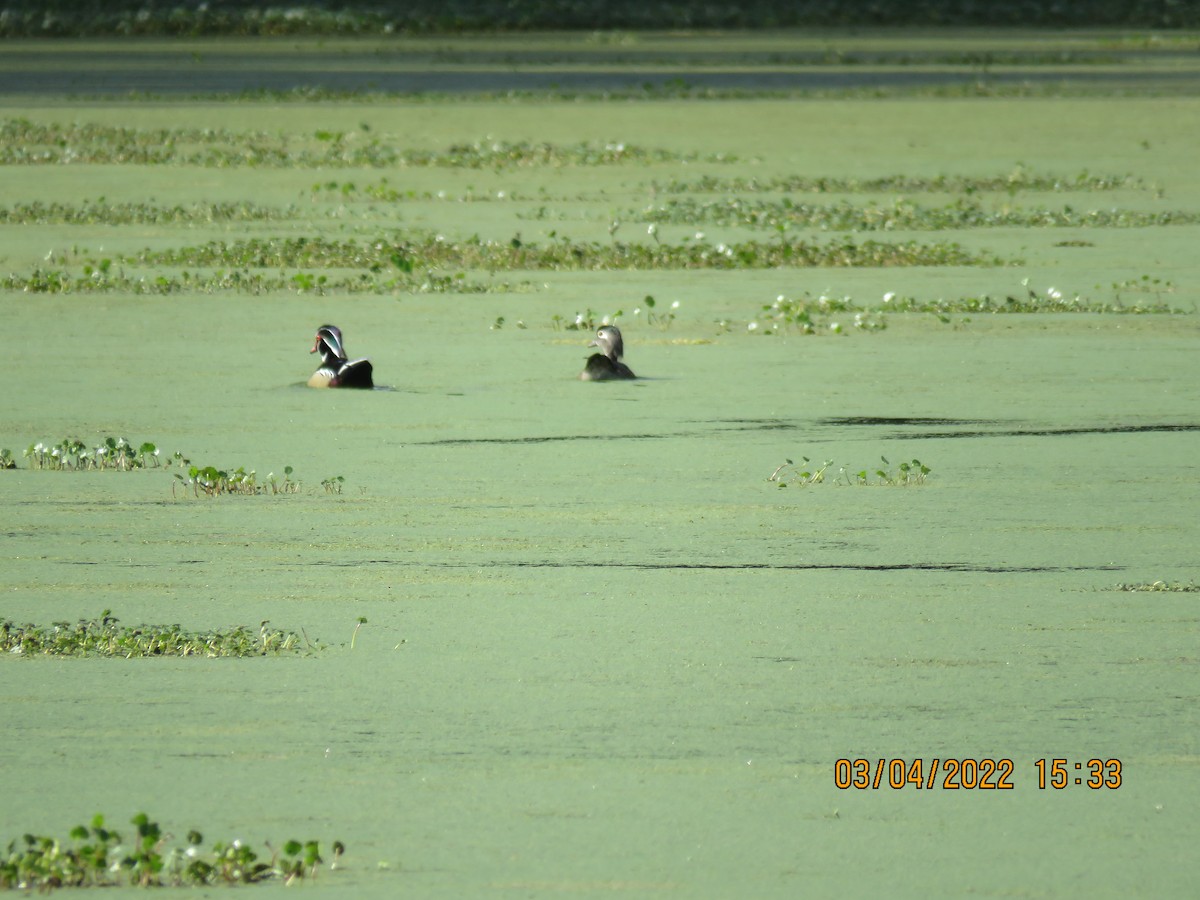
[834,758,1015,790]
[1034,758,1122,789]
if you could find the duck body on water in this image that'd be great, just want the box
[580,325,636,381]
[308,325,374,389]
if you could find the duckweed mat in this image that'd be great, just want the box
[2,33,1199,897]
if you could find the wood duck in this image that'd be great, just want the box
[580,325,636,381]
[308,325,374,388]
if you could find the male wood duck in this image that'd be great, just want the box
[308,325,374,388]
[579,324,636,381]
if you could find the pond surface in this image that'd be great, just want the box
[2,66,1200,896]
[4,299,1198,896]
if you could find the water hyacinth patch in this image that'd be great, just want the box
[747,280,1184,333]
[1112,581,1200,593]
[0,611,309,658]
[173,463,300,497]
[0,199,291,226]
[0,813,342,890]
[770,456,932,487]
[651,168,1146,196]
[0,121,729,170]
[23,437,171,471]
[122,232,1009,272]
[10,435,341,499]
[637,196,1199,232]
[3,232,1005,297]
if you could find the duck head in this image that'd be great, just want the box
[311,325,348,365]
[589,325,625,361]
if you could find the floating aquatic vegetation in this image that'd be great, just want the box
[0,199,290,225]
[750,293,885,335]
[23,437,173,471]
[123,233,1007,272]
[1112,581,1200,593]
[769,457,932,487]
[0,812,342,890]
[173,464,300,497]
[1,265,520,296]
[0,612,308,658]
[746,280,1185,333]
[638,196,1195,232]
[650,169,1145,196]
[0,121,729,169]
[11,436,346,500]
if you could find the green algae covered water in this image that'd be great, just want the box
[2,39,1200,896]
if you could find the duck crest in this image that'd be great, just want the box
[309,324,374,388]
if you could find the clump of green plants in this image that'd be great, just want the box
[745,280,1186,331]
[768,457,832,486]
[633,295,680,329]
[750,293,885,335]
[770,456,931,487]
[0,611,309,658]
[23,437,173,471]
[11,436,335,499]
[310,177,531,203]
[2,264,521,296]
[1112,581,1200,592]
[0,813,343,890]
[874,279,1184,315]
[551,308,624,331]
[652,168,1144,196]
[636,196,1196,233]
[0,120,727,170]
[1107,275,1176,303]
[0,199,289,226]
[841,457,932,486]
[173,464,299,497]
[119,232,1012,273]
[6,232,1009,300]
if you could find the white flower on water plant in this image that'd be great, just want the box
[883,291,896,304]
[1047,287,1063,300]
[671,300,680,310]
[830,322,842,333]
[748,321,759,331]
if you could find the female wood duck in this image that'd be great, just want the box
[580,325,636,381]
[308,325,374,388]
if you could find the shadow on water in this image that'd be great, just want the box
[813,417,1200,439]
[415,417,1200,446]
[304,558,1123,574]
